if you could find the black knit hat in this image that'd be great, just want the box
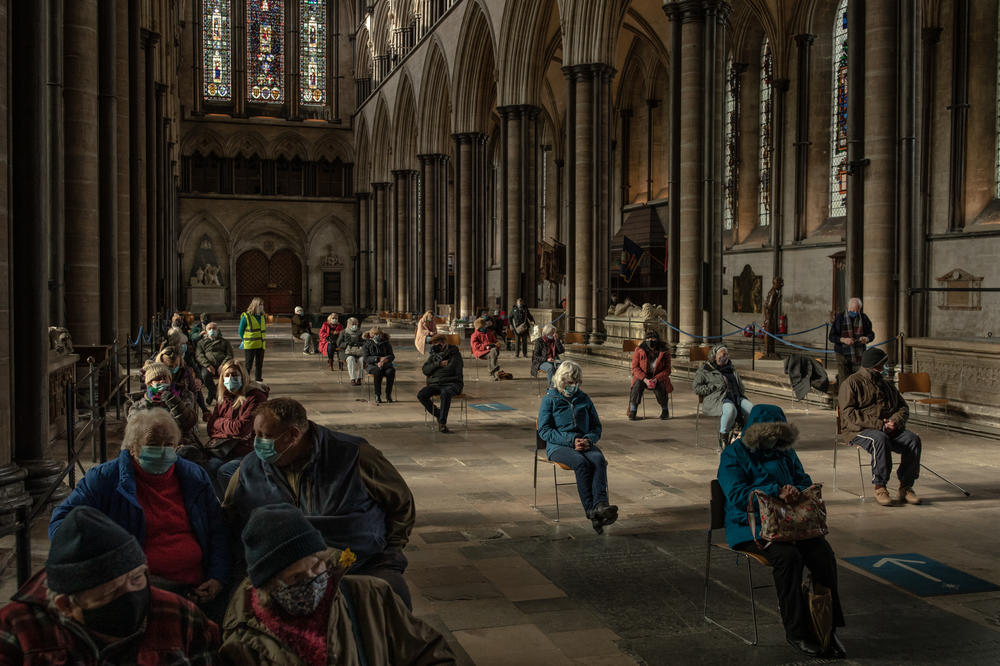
[861,347,888,368]
[46,506,147,595]
[242,504,327,588]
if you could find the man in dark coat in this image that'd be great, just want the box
[417,333,465,433]
[828,297,874,382]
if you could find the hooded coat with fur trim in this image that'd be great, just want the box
[717,405,812,547]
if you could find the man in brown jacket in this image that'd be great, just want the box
[838,347,922,507]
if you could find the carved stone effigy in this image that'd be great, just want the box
[604,302,669,343]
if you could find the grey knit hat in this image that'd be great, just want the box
[242,504,327,588]
[46,506,146,595]
[710,343,728,359]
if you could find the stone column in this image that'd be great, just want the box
[914,27,942,339]
[64,0,101,343]
[665,4,682,345]
[127,0,144,331]
[897,2,917,337]
[418,154,446,311]
[862,0,897,344]
[99,0,119,343]
[372,182,390,311]
[142,29,159,320]
[116,0,131,337]
[356,192,371,309]
[498,105,540,309]
[11,0,57,477]
[946,0,969,231]
[48,0,65,327]
[844,0,865,302]
[392,169,416,312]
[453,133,486,318]
[792,34,814,242]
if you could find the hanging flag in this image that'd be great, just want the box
[619,236,644,283]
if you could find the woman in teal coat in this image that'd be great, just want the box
[717,404,845,659]
[537,361,618,533]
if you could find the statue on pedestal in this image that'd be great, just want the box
[48,327,74,356]
[762,276,783,359]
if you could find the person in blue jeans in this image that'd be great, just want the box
[537,361,618,533]
[531,324,565,387]
[693,343,754,449]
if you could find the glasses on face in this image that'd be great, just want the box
[279,557,327,587]
[75,567,148,609]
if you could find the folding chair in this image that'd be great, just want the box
[422,391,471,429]
[704,479,774,646]
[898,372,950,429]
[832,406,869,500]
[531,430,576,522]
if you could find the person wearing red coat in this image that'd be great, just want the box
[471,317,511,380]
[629,330,673,420]
[319,313,345,370]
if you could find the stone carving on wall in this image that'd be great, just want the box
[48,327,74,355]
[762,276,784,359]
[190,235,225,287]
[936,268,982,311]
[732,264,762,313]
[320,244,344,269]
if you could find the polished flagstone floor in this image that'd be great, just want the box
[10,323,1000,664]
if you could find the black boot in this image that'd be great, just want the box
[659,407,670,420]
[375,394,383,404]
[718,432,729,450]
[591,502,619,527]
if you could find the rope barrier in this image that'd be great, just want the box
[127,325,154,347]
[757,326,896,355]
[774,322,829,337]
[658,319,746,341]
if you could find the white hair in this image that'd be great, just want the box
[542,324,556,337]
[347,317,359,327]
[552,361,582,394]
[848,297,863,309]
[122,408,180,454]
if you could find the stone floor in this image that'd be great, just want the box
[4,323,1000,665]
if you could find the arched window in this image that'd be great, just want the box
[831,0,849,216]
[758,39,773,228]
[234,155,262,194]
[276,157,304,196]
[300,0,327,105]
[724,56,739,231]
[203,0,233,101]
[247,0,285,103]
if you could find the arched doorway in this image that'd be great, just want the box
[235,249,302,314]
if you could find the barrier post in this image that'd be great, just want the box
[88,359,97,463]
[66,382,76,489]
[98,406,108,464]
[751,326,756,371]
[15,504,30,587]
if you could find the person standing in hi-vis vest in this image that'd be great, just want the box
[239,297,267,382]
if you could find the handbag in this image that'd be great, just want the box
[345,343,363,357]
[747,484,828,548]
[515,322,528,335]
[803,574,834,650]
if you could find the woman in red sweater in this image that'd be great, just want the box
[628,329,673,420]
[471,317,512,381]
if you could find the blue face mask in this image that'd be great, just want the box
[137,445,177,475]
[847,310,859,319]
[373,335,381,342]
[478,327,487,333]
[253,436,279,464]
[564,384,579,396]
[180,344,188,354]
[224,376,243,392]
[208,329,219,338]
[169,365,180,375]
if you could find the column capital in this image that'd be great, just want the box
[417,153,449,164]
[452,131,488,145]
[391,169,418,178]
[561,62,616,82]
[140,28,160,48]
[371,181,391,190]
[663,0,730,24]
[356,191,371,200]
[496,104,542,120]
[794,33,816,47]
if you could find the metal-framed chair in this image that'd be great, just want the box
[833,406,869,500]
[422,391,471,429]
[704,479,774,646]
[898,372,950,428]
[531,430,577,522]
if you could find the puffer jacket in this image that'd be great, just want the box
[693,360,746,416]
[195,335,234,372]
[362,333,395,372]
[338,327,365,356]
[838,366,909,433]
[537,387,602,460]
[630,343,673,392]
[717,404,812,547]
[422,344,463,392]
[531,336,565,376]
[221,566,455,666]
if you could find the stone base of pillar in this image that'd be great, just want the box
[0,465,33,531]
[19,459,70,511]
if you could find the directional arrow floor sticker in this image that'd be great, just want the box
[845,553,1000,596]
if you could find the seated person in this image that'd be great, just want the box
[537,362,618,534]
[471,317,511,380]
[188,312,211,345]
[338,317,366,385]
[363,326,396,403]
[828,297,874,382]
[292,306,318,355]
[717,404,846,659]
[531,325,564,387]
[414,311,437,356]
[49,409,230,622]
[155,344,209,420]
[195,321,234,405]
[221,504,456,664]
[205,359,269,492]
[130,361,201,448]
[223,398,416,608]
[491,309,510,350]
[165,326,197,372]
[417,333,464,433]
[319,313,345,370]
[693,344,754,449]
[0,506,220,662]
[628,330,673,421]
[838,347,922,507]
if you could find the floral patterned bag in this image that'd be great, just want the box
[747,484,828,548]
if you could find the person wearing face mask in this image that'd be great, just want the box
[693,344,754,450]
[188,312,211,345]
[417,333,464,433]
[319,313,345,370]
[221,504,455,665]
[531,324,565,387]
[153,344,210,423]
[628,330,673,420]
[828,297,875,383]
[48,410,231,623]
[130,361,201,448]
[223,398,416,609]
[195,321,234,405]
[363,326,397,403]
[2,506,220,662]
[205,359,270,494]
[538,362,618,534]
[337,317,366,385]
[239,296,267,382]
[509,298,535,358]
[471,317,512,380]
[165,326,198,372]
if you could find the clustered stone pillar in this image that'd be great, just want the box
[372,182,390,311]
[356,192,371,309]
[792,34,815,242]
[143,29,159,320]
[392,169,416,312]
[418,154,448,312]
[453,133,486,319]
[99,0,119,344]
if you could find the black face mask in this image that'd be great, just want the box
[80,586,150,638]
[433,344,445,354]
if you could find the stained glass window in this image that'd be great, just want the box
[203,0,232,101]
[995,5,1000,198]
[300,0,327,104]
[758,39,772,227]
[247,0,285,103]
[831,0,849,216]
[724,56,739,231]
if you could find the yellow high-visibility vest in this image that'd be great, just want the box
[242,312,267,350]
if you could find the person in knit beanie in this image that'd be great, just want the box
[221,504,456,665]
[0,506,219,662]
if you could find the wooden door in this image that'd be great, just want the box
[235,248,303,314]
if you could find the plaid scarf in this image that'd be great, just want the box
[843,312,865,366]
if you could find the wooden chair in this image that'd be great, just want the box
[531,430,577,522]
[704,480,773,646]
[422,391,471,429]
[689,346,711,363]
[897,372,950,427]
[563,332,585,345]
